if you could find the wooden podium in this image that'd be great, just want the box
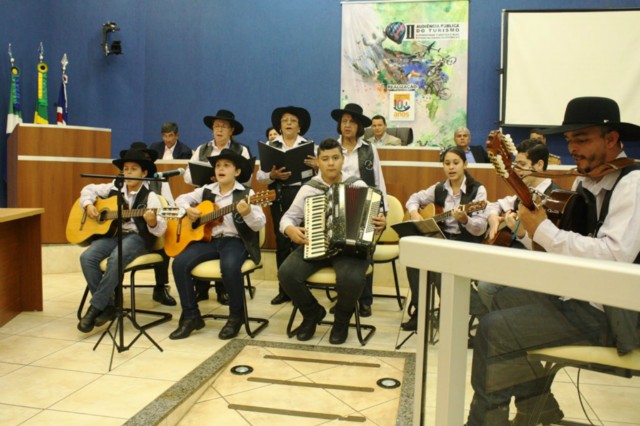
[7,124,112,243]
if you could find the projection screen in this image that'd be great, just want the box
[500,9,640,127]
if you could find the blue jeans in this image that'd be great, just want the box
[467,288,608,425]
[172,237,247,319]
[79,234,148,311]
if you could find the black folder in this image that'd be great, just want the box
[188,161,214,187]
[258,142,315,184]
[391,218,446,239]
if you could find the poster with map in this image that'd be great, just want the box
[341,1,469,147]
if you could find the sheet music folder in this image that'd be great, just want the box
[391,218,447,239]
[258,142,315,184]
[188,162,213,187]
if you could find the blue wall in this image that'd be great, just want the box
[1,0,640,205]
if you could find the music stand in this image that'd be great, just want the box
[392,219,446,350]
[80,172,170,370]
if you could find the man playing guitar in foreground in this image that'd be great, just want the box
[467,97,640,426]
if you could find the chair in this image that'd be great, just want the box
[189,227,268,338]
[527,346,640,424]
[371,194,406,309]
[76,230,173,330]
[77,196,173,330]
[364,127,414,145]
[286,265,376,346]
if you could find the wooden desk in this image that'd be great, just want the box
[0,208,45,326]
[11,145,577,248]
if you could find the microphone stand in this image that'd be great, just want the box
[80,172,169,370]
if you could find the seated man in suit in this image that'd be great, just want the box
[149,122,193,160]
[443,127,490,164]
[366,115,402,146]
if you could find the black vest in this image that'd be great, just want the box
[108,186,156,249]
[355,142,375,186]
[201,186,261,264]
[198,139,248,161]
[434,178,483,243]
[579,165,640,354]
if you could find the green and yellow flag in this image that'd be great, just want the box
[33,62,48,124]
[6,66,23,134]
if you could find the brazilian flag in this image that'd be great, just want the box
[33,62,48,124]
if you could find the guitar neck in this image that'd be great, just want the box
[506,171,535,210]
[432,209,454,223]
[200,202,237,224]
[104,207,157,221]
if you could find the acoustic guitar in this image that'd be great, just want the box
[164,190,275,257]
[66,196,185,246]
[403,200,487,222]
[485,130,589,242]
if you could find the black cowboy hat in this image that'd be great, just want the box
[330,103,372,128]
[113,148,157,177]
[271,105,311,136]
[538,97,640,141]
[203,109,244,135]
[119,141,159,162]
[207,149,255,183]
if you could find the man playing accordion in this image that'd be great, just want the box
[278,138,386,344]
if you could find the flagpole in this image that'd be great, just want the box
[57,54,68,125]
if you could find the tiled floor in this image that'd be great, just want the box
[1,268,639,425]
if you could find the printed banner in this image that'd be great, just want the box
[341,1,469,147]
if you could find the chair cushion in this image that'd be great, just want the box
[373,244,399,262]
[191,259,262,279]
[528,346,640,371]
[99,253,165,272]
[306,265,373,285]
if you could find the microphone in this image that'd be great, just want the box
[154,168,185,179]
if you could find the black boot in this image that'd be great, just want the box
[296,305,326,341]
[214,281,229,305]
[270,291,291,305]
[169,317,205,340]
[218,315,243,339]
[94,305,116,327]
[401,313,417,331]
[329,321,349,344]
[330,308,352,344]
[153,285,177,306]
[78,305,102,333]
[511,393,564,426]
[195,280,210,302]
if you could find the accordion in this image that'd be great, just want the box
[304,183,383,260]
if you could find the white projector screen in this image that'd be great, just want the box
[501,9,640,127]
